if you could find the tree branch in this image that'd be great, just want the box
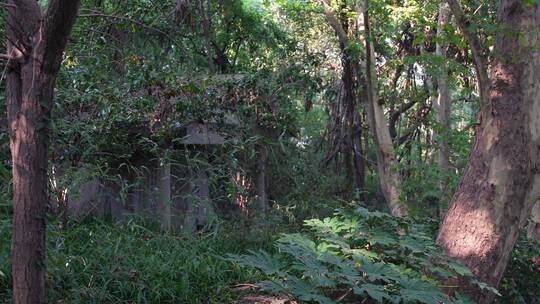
[320,0,350,47]
[389,99,418,140]
[446,0,490,109]
[42,0,81,73]
[78,11,176,44]
[5,0,41,55]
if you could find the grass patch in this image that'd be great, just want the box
[0,217,282,303]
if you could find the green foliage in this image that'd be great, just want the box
[497,235,540,304]
[0,218,280,303]
[0,163,11,217]
[1,0,538,303]
[231,208,483,303]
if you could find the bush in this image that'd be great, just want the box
[231,208,496,304]
[497,235,540,304]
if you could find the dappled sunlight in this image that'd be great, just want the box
[439,205,498,259]
[2,0,540,303]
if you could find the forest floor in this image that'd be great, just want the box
[0,213,539,303]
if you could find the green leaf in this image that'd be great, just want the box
[360,262,402,283]
[399,278,447,304]
[447,261,473,277]
[355,207,389,219]
[350,248,379,262]
[471,279,501,296]
[288,277,335,304]
[451,293,475,304]
[229,250,285,276]
[367,230,397,246]
[399,236,427,253]
[354,283,393,302]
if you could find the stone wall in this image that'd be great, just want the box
[66,161,214,233]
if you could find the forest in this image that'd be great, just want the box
[0,0,539,303]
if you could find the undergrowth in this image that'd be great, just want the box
[231,208,497,304]
[497,234,540,304]
[0,217,281,304]
[0,208,538,303]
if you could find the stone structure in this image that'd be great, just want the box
[65,121,223,233]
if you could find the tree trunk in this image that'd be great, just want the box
[435,3,452,216]
[446,0,490,113]
[360,0,407,217]
[198,0,215,72]
[352,112,368,203]
[436,2,540,302]
[6,1,80,303]
[157,161,171,231]
[257,144,268,217]
[321,0,367,201]
[528,201,540,243]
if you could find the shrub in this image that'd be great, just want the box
[231,208,496,303]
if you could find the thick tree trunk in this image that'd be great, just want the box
[6,1,80,303]
[321,0,367,201]
[360,0,407,217]
[435,3,451,172]
[8,55,51,304]
[436,2,540,302]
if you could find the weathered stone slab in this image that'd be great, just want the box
[183,122,224,145]
[65,160,215,234]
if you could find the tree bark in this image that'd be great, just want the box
[528,201,540,243]
[320,0,367,201]
[257,144,268,217]
[359,0,407,217]
[6,1,80,303]
[352,112,368,203]
[436,2,540,302]
[157,161,171,231]
[198,0,215,72]
[435,3,452,216]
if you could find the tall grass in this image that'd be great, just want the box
[0,217,279,303]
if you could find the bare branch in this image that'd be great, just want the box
[0,2,16,8]
[446,0,490,111]
[79,10,176,44]
[389,99,418,140]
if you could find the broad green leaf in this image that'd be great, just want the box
[354,283,393,302]
[367,230,397,246]
[229,250,285,276]
[471,279,501,296]
[399,278,447,304]
[360,262,402,283]
[447,261,473,277]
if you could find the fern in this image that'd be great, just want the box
[232,207,495,303]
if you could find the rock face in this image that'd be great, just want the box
[528,202,540,243]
